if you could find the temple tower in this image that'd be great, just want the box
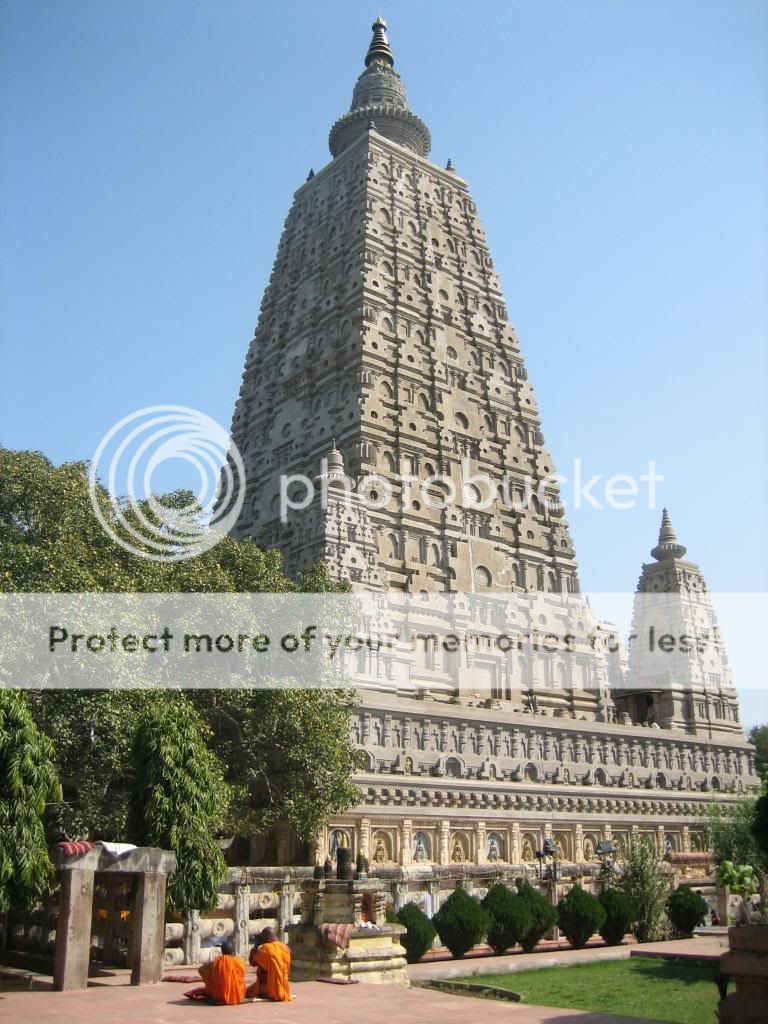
[618,509,742,738]
[230,18,579,603]
[226,19,758,867]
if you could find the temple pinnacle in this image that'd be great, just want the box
[328,17,431,158]
[365,16,394,67]
[651,508,687,561]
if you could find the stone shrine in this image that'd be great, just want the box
[286,850,407,984]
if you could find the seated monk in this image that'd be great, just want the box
[197,940,246,1005]
[246,926,292,1001]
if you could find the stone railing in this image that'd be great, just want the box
[4,858,721,969]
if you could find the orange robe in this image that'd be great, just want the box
[199,954,246,1005]
[247,940,291,1001]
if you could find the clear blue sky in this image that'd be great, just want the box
[1,0,767,712]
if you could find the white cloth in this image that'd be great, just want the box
[98,842,137,857]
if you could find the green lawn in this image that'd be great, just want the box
[472,957,719,1024]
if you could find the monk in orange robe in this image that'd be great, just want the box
[246,927,292,1001]
[197,940,246,1005]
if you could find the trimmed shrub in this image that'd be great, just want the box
[481,883,532,954]
[598,888,636,946]
[557,884,606,949]
[432,887,490,959]
[396,902,437,963]
[516,879,558,953]
[666,885,709,938]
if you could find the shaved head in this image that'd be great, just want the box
[259,926,277,944]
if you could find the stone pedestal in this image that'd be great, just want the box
[287,878,407,985]
[719,925,768,1024]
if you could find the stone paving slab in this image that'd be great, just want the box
[0,977,672,1024]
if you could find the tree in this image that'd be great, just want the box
[480,883,531,954]
[0,690,61,913]
[190,687,362,844]
[396,902,436,963]
[432,888,490,958]
[752,791,768,858]
[619,838,670,942]
[598,889,635,946]
[516,879,558,953]
[1,450,361,848]
[748,724,768,780]
[127,697,229,913]
[666,884,708,938]
[557,884,606,949]
[704,798,767,885]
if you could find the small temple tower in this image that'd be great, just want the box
[619,509,742,737]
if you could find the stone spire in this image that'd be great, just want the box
[365,16,394,67]
[329,18,431,158]
[651,508,687,561]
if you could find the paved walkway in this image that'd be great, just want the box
[0,976,671,1024]
[407,934,726,981]
[0,936,724,1024]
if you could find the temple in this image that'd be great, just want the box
[229,19,759,870]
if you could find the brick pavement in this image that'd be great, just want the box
[0,976,671,1024]
[0,936,723,1024]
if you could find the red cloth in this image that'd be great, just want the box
[183,986,209,1002]
[56,841,95,857]
[318,923,353,949]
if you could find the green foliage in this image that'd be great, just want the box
[480,883,532,954]
[717,859,757,897]
[666,885,708,938]
[396,902,436,963]
[0,449,295,594]
[703,797,767,883]
[752,792,768,858]
[1,450,361,848]
[748,723,768,780]
[598,888,636,945]
[516,879,558,953]
[0,690,61,913]
[432,887,490,958]
[191,688,362,843]
[557,884,606,949]
[619,839,670,943]
[127,697,230,913]
[27,690,155,839]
